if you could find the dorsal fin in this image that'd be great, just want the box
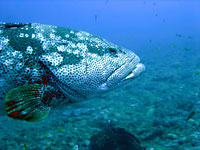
[0,23,31,29]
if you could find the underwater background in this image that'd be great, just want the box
[0,0,200,150]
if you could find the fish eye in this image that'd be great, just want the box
[108,48,117,54]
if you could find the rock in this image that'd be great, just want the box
[63,108,95,117]
[142,129,163,141]
[191,132,200,140]
[2,137,8,141]
[166,133,178,140]
[192,139,200,146]
[84,140,90,146]
[177,137,188,145]
[69,142,75,147]
[89,127,145,150]
[191,132,200,146]
[164,136,190,147]
[72,145,79,150]
[40,133,53,140]
[164,141,179,147]
[184,147,200,150]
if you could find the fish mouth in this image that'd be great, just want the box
[105,56,145,88]
[122,63,145,81]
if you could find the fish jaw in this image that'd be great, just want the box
[123,63,145,80]
[98,55,145,91]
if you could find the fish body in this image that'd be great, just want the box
[0,23,145,121]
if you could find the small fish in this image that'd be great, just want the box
[105,0,109,4]
[57,128,65,133]
[175,66,179,70]
[24,143,27,150]
[127,37,132,43]
[195,71,200,75]
[155,13,158,16]
[162,19,166,22]
[184,47,189,51]
[176,34,182,37]
[173,45,177,48]
[94,15,98,22]
[155,49,159,53]
[185,111,195,123]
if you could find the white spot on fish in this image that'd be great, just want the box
[57,45,68,52]
[12,51,21,57]
[0,37,9,49]
[42,41,51,50]
[71,43,76,48]
[25,67,31,73]
[76,31,90,40]
[50,33,55,39]
[41,52,63,66]
[32,68,40,77]
[57,64,79,76]
[18,53,23,59]
[61,39,68,43]
[32,34,35,38]
[51,29,56,33]
[37,33,45,41]
[77,43,86,49]
[88,53,98,58]
[4,59,14,66]
[15,62,23,70]
[19,33,24,38]
[73,49,80,55]
[54,36,61,41]
[25,34,29,38]
[26,46,33,54]
[76,32,82,37]
[66,49,72,53]
[77,43,87,57]
[70,31,74,34]
[65,34,69,38]
[82,59,86,63]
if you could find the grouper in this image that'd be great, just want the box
[0,23,145,122]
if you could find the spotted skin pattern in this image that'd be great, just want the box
[0,23,144,105]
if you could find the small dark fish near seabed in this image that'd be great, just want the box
[184,111,195,124]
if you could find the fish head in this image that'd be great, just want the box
[40,28,145,100]
[98,47,145,91]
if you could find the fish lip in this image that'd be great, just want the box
[105,55,145,88]
[122,63,145,81]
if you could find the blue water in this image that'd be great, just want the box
[0,0,200,150]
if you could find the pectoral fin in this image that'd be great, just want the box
[5,84,56,122]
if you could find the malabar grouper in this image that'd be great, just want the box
[0,23,145,122]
